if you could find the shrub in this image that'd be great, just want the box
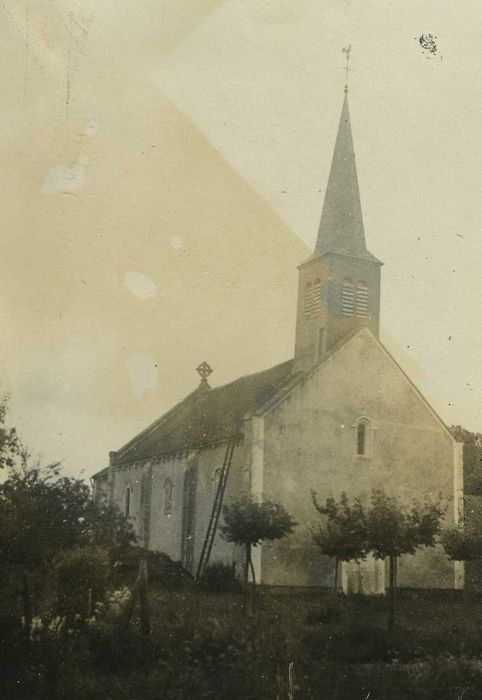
[54,545,109,617]
[109,545,193,591]
[198,562,242,593]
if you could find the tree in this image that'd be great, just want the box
[0,394,20,469]
[220,496,297,592]
[441,524,482,603]
[366,490,444,632]
[0,460,135,571]
[311,491,367,592]
[441,525,482,563]
[0,459,135,626]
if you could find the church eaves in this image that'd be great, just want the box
[315,90,379,264]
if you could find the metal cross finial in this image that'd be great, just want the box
[196,361,213,387]
[341,45,352,93]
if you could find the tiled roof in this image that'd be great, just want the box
[108,359,296,468]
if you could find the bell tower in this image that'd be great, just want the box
[294,85,382,373]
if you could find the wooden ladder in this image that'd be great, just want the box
[195,437,237,580]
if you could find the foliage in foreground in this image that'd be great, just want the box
[4,590,482,699]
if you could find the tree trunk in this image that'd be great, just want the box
[462,563,470,653]
[334,558,339,593]
[123,568,141,629]
[244,544,250,587]
[21,569,32,634]
[358,561,363,594]
[388,555,396,634]
[248,549,257,607]
[139,559,150,637]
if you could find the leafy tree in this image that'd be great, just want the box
[0,459,135,626]
[311,491,367,592]
[441,525,482,563]
[442,524,482,606]
[220,495,297,591]
[366,490,444,632]
[0,460,134,571]
[0,394,20,469]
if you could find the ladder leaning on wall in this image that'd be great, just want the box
[194,437,237,581]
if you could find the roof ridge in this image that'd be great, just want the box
[113,358,294,461]
[208,358,293,394]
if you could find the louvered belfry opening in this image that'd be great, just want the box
[356,281,368,317]
[341,278,355,315]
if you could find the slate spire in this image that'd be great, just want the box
[315,89,374,261]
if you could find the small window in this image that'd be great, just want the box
[164,478,174,515]
[312,278,321,316]
[125,486,131,517]
[341,279,355,316]
[213,468,222,497]
[304,282,313,318]
[356,282,368,317]
[356,418,371,457]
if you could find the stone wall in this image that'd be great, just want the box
[260,329,459,590]
[109,437,248,576]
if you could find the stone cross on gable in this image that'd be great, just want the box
[196,361,213,387]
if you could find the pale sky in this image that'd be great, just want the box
[1,1,481,477]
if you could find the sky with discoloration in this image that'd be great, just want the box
[1,1,481,477]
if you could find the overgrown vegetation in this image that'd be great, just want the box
[4,588,482,698]
[2,396,482,698]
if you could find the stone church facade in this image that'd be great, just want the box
[93,88,466,593]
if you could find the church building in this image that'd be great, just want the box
[92,86,465,593]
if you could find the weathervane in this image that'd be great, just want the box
[196,361,213,387]
[342,45,352,93]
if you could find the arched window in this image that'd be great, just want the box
[304,282,313,318]
[312,278,321,316]
[356,418,371,457]
[356,282,368,317]
[213,468,222,498]
[341,279,355,316]
[164,478,174,515]
[125,486,131,517]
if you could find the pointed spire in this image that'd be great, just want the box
[315,91,374,261]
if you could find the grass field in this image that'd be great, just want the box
[5,584,482,698]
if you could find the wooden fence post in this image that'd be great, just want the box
[139,558,151,637]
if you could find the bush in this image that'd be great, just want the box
[109,545,193,591]
[54,546,109,617]
[198,562,242,593]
